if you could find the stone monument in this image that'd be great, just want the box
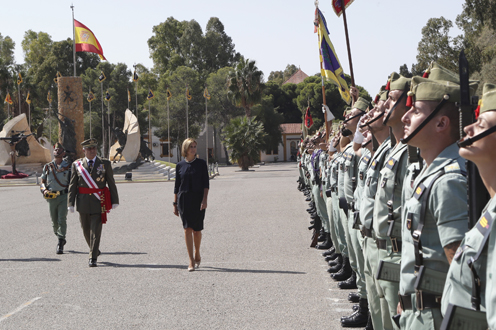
[57,76,84,159]
[109,109,140,162]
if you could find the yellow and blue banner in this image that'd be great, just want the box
[315,8,351,105]
[147,89,154,100]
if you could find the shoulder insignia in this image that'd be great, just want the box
[370,159,377,170]
[362,156,370,165]
[476,211,493,236]
[444,163,460,173]
[385,157,397,170]
[413,183,425,200]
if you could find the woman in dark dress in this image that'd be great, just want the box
[173,138,209,271]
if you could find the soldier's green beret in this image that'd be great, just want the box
[353,97,370,113]
[386,72,411,91]
[81,138,98,148]
[406,63,479,106]
[54,142,64,150]
[479,83,496,115]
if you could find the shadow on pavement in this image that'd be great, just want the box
[0,257,61,262]
[66,250,147,255]
[99,262,186,269]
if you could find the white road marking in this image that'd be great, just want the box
[0,297,41,323]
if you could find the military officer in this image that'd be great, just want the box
[360,89,392,330]
[397,63,478,329]
[68,138,119,267]
[372,73,412,330]
[440,83,496,329]
[40,142,71,254]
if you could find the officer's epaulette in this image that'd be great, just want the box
[385,157,396,170]
[413,183,425,200]
[476,211,493,236]
[370,159,378,170]
[362,156,370,165]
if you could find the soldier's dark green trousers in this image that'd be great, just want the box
[47,194,68,239]
[79,213,102,259]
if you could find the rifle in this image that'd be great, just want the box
[458,49,489,229]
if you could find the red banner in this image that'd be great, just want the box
[305,107,313,128]
[332,0,355,17]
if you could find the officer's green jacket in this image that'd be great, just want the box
[359,138,391,230]
[399,143,468,296]
[353,148,371,215]
[342,143,358,204]
[441,196,495,315]
[373,142,408,241]
[41,159,71,191]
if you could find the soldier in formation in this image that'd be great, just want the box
[297,62,495,329]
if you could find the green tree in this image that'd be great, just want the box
[264,81,301,123]
[222,116,266,170]
[227,58,264,118]
[415,17,461,73]
[0,34,15,128]
[148,17,187,75]
[267,64,299,86]
[398,64,413,78]
[252,95,283,153]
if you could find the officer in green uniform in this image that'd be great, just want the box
[339,98,371,328]
[360,90,392,330]
[68,138,119,267]
[440,83,496,329]
[316,135,332,249]
[373,73,412,329]
[40,142,71,254]
[397,63,478,329]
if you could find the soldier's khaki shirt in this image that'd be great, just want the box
[399,143,468,295]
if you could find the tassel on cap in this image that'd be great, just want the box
[475,99,482,119]
[422,69,430,78]
[386,81,391,91]
[374,95,379,103]
[406,91,414,107]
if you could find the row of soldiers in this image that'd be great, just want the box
[297,62,496,330]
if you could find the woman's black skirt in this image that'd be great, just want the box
[178,191,205,231]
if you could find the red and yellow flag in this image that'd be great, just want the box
[4,92,13,105]
[74,19,106,60]
[332,0,354,17]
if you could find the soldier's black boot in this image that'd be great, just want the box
[331,257,352,281]
[316,232,333,249]
[308,216,321,230]
[327,255,343,273]
[348,292,360,303]
[341,298,369,328]
[322,246,335,257]
[338,271,357,289]
[364,314,373,330]
[317,229,326,242]
[327,253,342,266]
[56,238,66,254]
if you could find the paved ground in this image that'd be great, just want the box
[0,162,358,329]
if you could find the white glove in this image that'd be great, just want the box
[328,144,337,152]
[322,104,335,121]
[112,204,119,210]
[353,128,364,144]
[68,206,74,213]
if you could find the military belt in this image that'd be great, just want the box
[52,188,68,195]
[376,238,402,252]
[414,291,442,310]
[361,227,373,238]
[398,294,413,310]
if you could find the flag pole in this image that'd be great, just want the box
[17,75,21,116]
[186,85,189,138]
[101,81,105,157]
[71,4,76,77]
[340,0,355,88]
[167,89,170,164]
[148,90,151,155]
[316,2,330,141]
[107,97,111,156]
[89,90,92,138]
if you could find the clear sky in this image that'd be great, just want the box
[1,0,465,98]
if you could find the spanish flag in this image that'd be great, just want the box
[74,19,106,60]
[4,92,13,105]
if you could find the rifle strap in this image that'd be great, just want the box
[383,90,406,126]
[401,98,449,144]
[48,163,68,188]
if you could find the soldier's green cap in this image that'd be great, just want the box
[81,138,98,148]
[54,142,64,150]
[353,97,370,113]
[407,62,479,105]
[386,72,411,91]
[479,83,496,115]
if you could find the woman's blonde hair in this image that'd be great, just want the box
[181,138,197,157]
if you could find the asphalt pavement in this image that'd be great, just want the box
[0,162,358,330]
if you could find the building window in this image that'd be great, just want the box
[272,148,278,155]
[266,149,272,155]
[160,139,172,157]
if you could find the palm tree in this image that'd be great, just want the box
[227,58,264,118]
[223,116,266,171]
